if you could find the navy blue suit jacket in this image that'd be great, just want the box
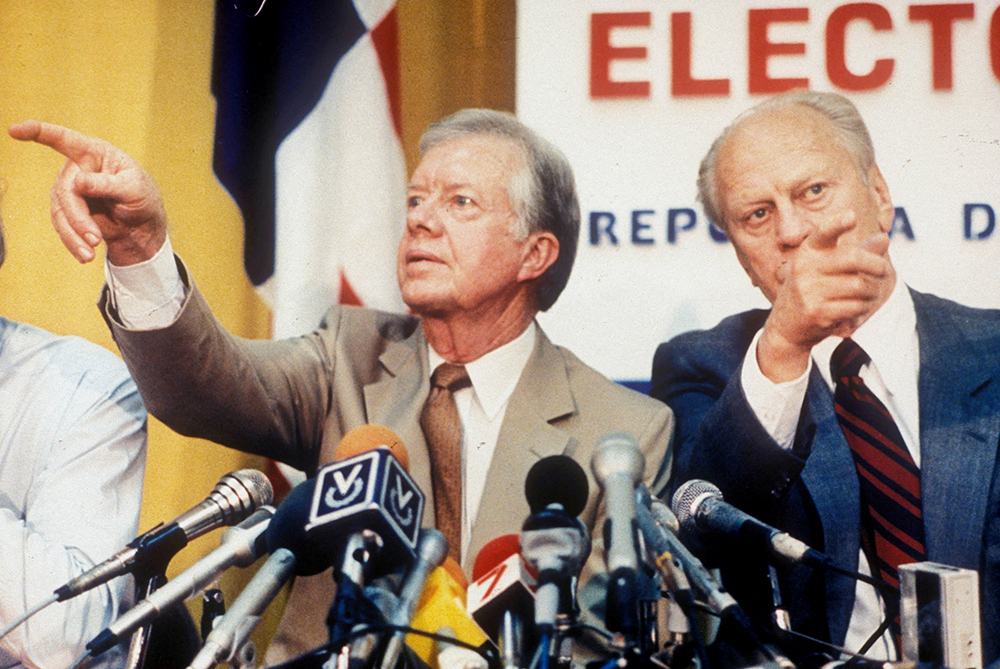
[651,288,1000,663]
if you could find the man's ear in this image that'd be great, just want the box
[868,164,894,234]
[518,231,559,283]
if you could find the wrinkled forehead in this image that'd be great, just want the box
[722,105,839,163]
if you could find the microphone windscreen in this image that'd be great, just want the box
[524,455,588,517]
[406,563,487,665]
[671,479,721,529]
[333,424,410,471]
[264,479,329,576]
[442,556,468,591]
[471,534,520,582]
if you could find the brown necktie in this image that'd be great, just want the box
[421,362,471,563]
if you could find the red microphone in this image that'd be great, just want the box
[467,535,536,669]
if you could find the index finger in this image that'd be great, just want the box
[805,209,856,251]
[9,120,103,164]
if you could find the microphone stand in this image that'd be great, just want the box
[122,529,190,669]
[326,531,384,669]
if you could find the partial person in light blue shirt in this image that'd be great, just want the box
[0,218,147,668]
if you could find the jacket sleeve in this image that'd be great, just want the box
[650,311,815,521]
[100,258,336,472]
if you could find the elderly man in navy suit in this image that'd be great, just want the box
[652,90,1000,664]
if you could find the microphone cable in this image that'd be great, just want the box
[0,594,58,642]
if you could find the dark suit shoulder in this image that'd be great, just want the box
[911,288,1000,345]
[651,308,769,402]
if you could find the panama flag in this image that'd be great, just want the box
[212,0,407,340]
[212,0,407,492]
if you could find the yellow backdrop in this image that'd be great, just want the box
[0,0,513,657]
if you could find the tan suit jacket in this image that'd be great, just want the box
[101,262,673,665]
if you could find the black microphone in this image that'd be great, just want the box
[86,506,274,657]
[279,425,423,646]
[55,469,273,602]
[520,455,590,635]
[672,479,829,568]
[591,432,644,642]
[308,427,424,576]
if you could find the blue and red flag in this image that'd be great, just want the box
[212,0,407,493]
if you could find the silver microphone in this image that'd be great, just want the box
[86,506,274,658]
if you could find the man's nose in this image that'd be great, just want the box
[774,206,811,248]
[407,200,443,234]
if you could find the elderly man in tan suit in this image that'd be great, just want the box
[12,109,673,664]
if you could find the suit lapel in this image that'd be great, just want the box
[363,325,435,512]
[801,369,862,641]
[913,290,1000,569]
[467,329,575,564]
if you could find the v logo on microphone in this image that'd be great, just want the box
[393,474,414,508]
[326,463,365,509]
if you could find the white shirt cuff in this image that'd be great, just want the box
[104,236,186,330]
[740,328,811,451]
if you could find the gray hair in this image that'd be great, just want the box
[698,90,876,231]
[419,109,580,312]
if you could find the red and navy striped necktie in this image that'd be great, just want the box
[830,338,926,644]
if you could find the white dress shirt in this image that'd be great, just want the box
[0,318,147,669]
[740,279,920,658]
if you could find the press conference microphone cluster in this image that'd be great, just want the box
[203,423,427,669]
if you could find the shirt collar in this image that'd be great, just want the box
[814,278,917,394]
[427,321,537,420]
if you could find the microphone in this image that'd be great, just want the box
[309,426,424,645]
[591,433,644,641]
[671,479,828,568]
[186,547,296,669]
[309,425,424,576]
[86,506,274,658]
[186,454,389,669]
[634,487,739,617]
[520,455,590,635]
[55,469,273,602]
[379,528,449,669]
[407,558,492,668]
[467,534,536,669]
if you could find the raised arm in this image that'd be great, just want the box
[9,121,166,266]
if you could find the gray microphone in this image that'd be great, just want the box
[379,529,449,669]
[634,487,739,616]
[55,469,273,602]
[86,506,274,658]
[187,546,296,669]
[591,432,644,641]
[672,479,827,568]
